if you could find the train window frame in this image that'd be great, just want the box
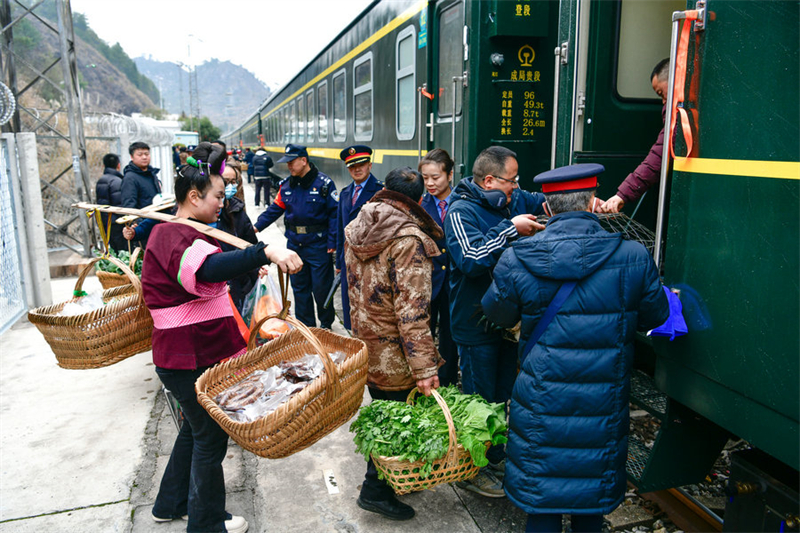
[290,101,298,144]
[318,80,329,142]
[296,95,305,144]
[437,1,464,119]
[283,107,290,144]
[353,52,373,142]
[332,68,347,142]
[395,25,416,141]
[305,89,315,143]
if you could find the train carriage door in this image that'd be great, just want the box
[432,0,466,174]
[567,0,683,231]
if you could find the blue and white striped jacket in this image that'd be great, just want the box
[444,177,545,345]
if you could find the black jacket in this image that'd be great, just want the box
[251,151,273,179]
[217,197,260,312]
[121,162,161,209]
[95,167,127,251]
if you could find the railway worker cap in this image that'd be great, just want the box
[277,143,308,163]
[534,163,604,194]
[339,145,372,167]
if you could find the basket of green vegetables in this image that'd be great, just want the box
[350,385,508,495]
[95,248,143,289]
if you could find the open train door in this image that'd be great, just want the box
[554,0,683,231]
[429,0,467,178]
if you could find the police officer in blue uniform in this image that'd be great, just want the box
[255,144,338,329]
[336,145,384,330]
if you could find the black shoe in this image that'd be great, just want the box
[357,496,415,521]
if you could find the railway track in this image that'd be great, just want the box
[641,487,724,533]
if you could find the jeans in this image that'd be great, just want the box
[153,367,230,533]
[431,289,457,387]
[288,242,335,329]
[458,339,517,463]
[526,513,603,533]
[254,178,270,206]
[360,387,414,501]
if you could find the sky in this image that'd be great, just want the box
[69,0,374,91]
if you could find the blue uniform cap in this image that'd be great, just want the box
[339,145,373,167]
[278,144,309,163]
[534,163,605,194]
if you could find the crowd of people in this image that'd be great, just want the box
[89,60,671,533]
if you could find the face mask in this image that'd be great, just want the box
[482,189,508,209]
[224,184,237,199]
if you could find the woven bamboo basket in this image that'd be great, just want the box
[28,256,153,369]
[372,388,483,495]
[196,314,368,459]
[96,248,142,290]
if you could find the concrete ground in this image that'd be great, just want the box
[0,178,646,533]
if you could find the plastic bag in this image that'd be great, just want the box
[214,351,350,422]
[59,290,106,316]
[243,272,291,341]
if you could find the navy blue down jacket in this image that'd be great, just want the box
[482,211,669,515]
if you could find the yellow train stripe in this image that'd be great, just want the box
[674,157,800,180]
[263,146,427,162]
[262,0,427,122]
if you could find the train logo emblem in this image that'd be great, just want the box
[518,44,535,67]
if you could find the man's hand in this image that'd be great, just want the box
[265,247,303,274]
[511,214,546,236]
[599,195,625,213]
[122,224,136,241]
[327,248,335,254]
[416,376,440,397]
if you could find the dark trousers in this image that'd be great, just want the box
[288,242,335,329]
[431,289,457,387]
[458,339,517,464]
[526,513,603,533]
[360,387,414,501]
[247,170,253,184]
[153,367,229,533]
[254,178,270,206]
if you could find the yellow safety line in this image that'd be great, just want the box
[240,0,427,132]
[674,157,800,180]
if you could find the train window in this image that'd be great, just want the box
[318,81,329,141]
[332,69,347,142]
[284,108,290,143]
[438,1,463,118]
[290,101,298,143]
[306,89,315,143]
[616,0,683,99]
[396,25,416,140]
[353,52,373,141]
[297,96,305,144]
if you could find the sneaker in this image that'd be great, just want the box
[151,513,188,522]
[225,514,248,533]
[488,458,506,479]
[456,468,505,498]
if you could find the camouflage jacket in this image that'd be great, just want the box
[344,189,444,390]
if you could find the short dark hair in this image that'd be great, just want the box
[385,167,424,202]
[128,141,150,155]
[419,148,454,175]
[102,153,120,169]
[212,140,226,152]
[651,58,670,82]
[473,146,516,183]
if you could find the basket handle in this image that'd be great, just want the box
[76,256,143,301]
[128,247,142,270]
[406,388,459,470]
[248,313,341,407]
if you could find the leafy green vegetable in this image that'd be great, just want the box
[350,385,508,478]
[93,248,143,276]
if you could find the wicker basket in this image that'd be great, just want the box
[28,256,153,369]
[96,248,142,290]
[196,315,368,459]
[372,388,483,495]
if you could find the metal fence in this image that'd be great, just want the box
[0,136,27,334]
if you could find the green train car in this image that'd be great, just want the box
[224,1,798,529]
